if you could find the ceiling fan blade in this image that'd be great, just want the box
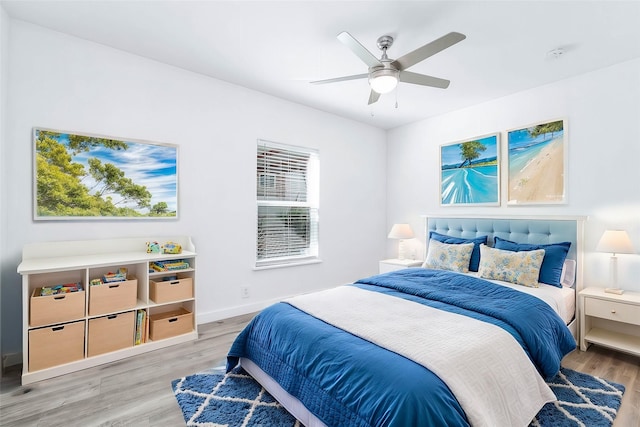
[368,90,381,105]
[392,32,466,71]
[399,71,450,89]
[337,31,382,68]
[310,73,368,85]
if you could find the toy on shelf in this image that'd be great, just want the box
[162,241,182,254]
[40,282,83,296]
[150,260,190,272]
[90,267,128,286]
[146,241,160,253]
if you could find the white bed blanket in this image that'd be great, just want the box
[286,286,555,427]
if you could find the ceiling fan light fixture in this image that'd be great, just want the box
[369,69,398,94]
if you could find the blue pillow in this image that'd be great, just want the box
[493,236,571,288]
[429,231,488,272]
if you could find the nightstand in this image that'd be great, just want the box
[379,259,422,274]
[579,287,640,357]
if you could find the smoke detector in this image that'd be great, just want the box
[547,48,566,60]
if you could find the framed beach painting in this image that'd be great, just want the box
[33,128,178,220]
[507,119,567,205]
[440,133,500,206]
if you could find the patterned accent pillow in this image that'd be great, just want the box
[429,231,488,272]
[478,245,545,288]
[423,239,474,273]
[493,236,571,288]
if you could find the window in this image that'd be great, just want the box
[256,139,319,267]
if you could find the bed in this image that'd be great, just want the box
[227,216,585,427]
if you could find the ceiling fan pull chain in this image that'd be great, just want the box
[395,86,399,109]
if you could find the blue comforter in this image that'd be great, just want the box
[228,269,576,427]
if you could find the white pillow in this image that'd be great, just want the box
[423,239,474,273]
[560,259,576,287]
[477,244,545,288]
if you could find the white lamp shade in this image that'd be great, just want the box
[596,230,635,255]
[369,68,399,94]
[388,224,414,240]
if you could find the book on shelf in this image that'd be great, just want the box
[144,311,149,343]
[135,310,141,345]
[135,309,146,345]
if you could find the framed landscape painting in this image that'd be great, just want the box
[33,128,178,220]
[507,119,566,205]
[440,133,500,206]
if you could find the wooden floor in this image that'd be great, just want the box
[1,313,638,427]
[561,343,639,427]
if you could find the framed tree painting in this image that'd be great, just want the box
[33,128,178,220]
[440,133,500,206]
[507,119,566,205]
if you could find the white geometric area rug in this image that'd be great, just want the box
[172,366,624,427]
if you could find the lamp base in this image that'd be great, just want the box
[604,288,624,295]
[397,240,406,260]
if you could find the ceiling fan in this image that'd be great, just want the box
[311,31,466,105]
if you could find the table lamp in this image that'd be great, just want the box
[388,224,414,260]
[596,229,635,294]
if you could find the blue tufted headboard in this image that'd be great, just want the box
[424,215,586,290]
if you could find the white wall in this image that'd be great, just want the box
[0,20,387,356]
[387,58,640,292]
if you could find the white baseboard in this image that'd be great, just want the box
[2,352,23,372]
[196,297,284,325]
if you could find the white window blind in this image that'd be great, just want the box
[256,140,319,267]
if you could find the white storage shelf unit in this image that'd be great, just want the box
[18,236,198,385]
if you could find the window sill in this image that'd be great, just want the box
[253,259,323,271]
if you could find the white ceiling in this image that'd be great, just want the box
[3,1,640,130]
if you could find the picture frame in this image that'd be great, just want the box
[440,133,500,206]
[33,127,178,220]
[506,119,567,205]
